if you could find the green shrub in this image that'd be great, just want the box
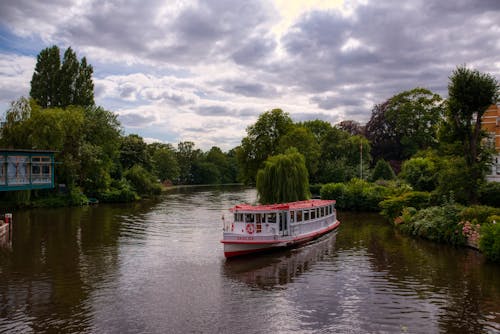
[371,159,395,181]
[68,186,89,206]
[379,191,431,220]
[400,157,437,191]
[479,182,500,207]
[309,184,323,197]
[321,179,388,211]
[124,165,162,196]
[460,205,500,225]
[479,223,500,262]
[399,204,466,246]
[98,179,139,202]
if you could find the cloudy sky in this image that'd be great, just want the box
[1,0,499,151]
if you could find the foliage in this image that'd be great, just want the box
[371,159,395,181]
[365,88,444,163]
[256,148,310,204]
[399,156,437,191]
[433,155,471,204]
[30,45,94,108]
[337,120,364,136]
[379,191,431,220]
[278,125,321,177]
[479,182,500,207]
[397,203,466,246]
[442,66,499,203]
[460,205,500,225]
[321,179,389,211]
[479,223,500,262]
[123,165,162,196]
[151,144,180,182]
[192,161,221,184]
[97,179,139,203]
[120,134,150,171]
[237,109,293,184]
[68,186,89,206]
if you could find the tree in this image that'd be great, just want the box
[365,88,444,163]
[120,134,150,171]
[30,45,95,108]
[278,125,321,178]
[337,120,364,136]
[151,145,180,182]
[444,66,498,203]
[176,141,202,184]
[256,148,310,204]
[30,45,61,108]
[400,156,438,192]
[371,159,395,181]
[237,109,293,184]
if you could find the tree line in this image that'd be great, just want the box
[0,45,498,207]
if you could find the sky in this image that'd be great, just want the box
[0,0,499,151]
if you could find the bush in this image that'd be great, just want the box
[398,203,466,246]
[460,205,500,225]
[321,179,388,211]
[68,186,89,206]
[479,182,500,207]
[371,159,395,181]
[379,191,431,221]
[124,165,162,196]
[97,179,139,202]
[479,223,500,262]
[400,157,437,191]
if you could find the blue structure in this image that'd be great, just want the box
[0,149,56,191]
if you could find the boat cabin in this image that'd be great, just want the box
[0,149,56,191]
[225,200,336,238]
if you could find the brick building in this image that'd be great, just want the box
[482,104,500,182]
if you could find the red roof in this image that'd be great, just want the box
[230,199,336,212]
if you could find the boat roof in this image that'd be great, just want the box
[230,199,336,212]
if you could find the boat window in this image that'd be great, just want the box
[304,210,309,221]
[235,213,244,222]
[245,214,255,223]
[296,210,302,222]
[320,207,325,217]
[267,213,276,223]
[311,209,316,220]
[316,208,320,218]
[290,211,295,223]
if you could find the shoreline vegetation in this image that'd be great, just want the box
[1,46,499,262]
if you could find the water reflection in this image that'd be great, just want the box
[224,232,338,289]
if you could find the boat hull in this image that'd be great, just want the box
[223,220,340,258]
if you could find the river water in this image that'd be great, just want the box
[0,185,499,333]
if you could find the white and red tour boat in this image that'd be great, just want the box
[221,199,340,258]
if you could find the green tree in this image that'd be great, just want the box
[278,125,321,177]
[237,109,293,184]
[365,88,444,163]
[256,148,310,204]
[59,47,79,107]
[75,57,95,107]
[176,141,202,184]
[151,145,180,182]
[120,134,150,171]
[371,159,395,181]
[30,45,61,108]
[400,156,438,191]
[30,45,95,108]
[443,66,498,203]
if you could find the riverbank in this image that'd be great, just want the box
[319,178,500,262]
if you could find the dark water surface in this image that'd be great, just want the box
[0,186,499,333]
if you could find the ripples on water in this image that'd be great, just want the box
[0,186,499,333]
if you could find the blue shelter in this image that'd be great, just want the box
[0,149,56,191]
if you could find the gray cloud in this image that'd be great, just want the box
[219,80,279,98]
[118,113,156,127]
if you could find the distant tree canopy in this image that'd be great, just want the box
[365,88,444,164]
[30,45,95,108]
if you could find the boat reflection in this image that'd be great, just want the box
[0,220,12,250]
[223,231,337,289]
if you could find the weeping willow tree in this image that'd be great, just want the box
[256,148,310,204]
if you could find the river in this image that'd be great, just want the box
[0,185,499,333]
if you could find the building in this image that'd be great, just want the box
[482,104,500,182]
[0,149,56,191]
